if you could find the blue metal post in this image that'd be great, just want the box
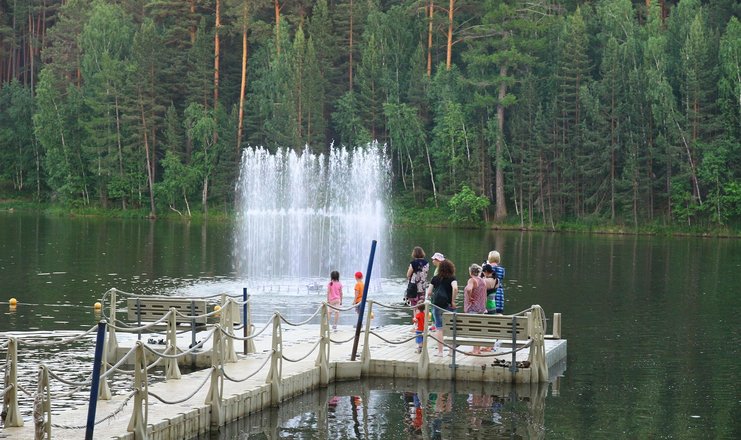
[85,320,107,440]
[351,240,377,361]
[243,287,248,354]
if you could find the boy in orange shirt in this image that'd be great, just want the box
[353,271,365,314]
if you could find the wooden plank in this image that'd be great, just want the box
[126,297,208,324]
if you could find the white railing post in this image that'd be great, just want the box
[205,327,224,427]
[417,301,430,378]
[245,297,256,354]
[34,365,52,439]
[266,313,282,406]
[552,313,562,339]
[165,309,181,380]
[106,289,119,361]
[527,305,549,383]
[127,342,148,439]
[220,297,237,363]
[2,337,23,427]
[315,303,330,386]
[361,301,373,375]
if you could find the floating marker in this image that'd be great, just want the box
[94,302,102,310]
[9,297,17,306]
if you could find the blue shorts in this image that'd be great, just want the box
[415,330,423,345]
[431,307,444,329]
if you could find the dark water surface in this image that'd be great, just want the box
[0,212,739,438]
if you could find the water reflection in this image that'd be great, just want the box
[200,375,563,440]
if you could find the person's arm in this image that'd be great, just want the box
[450,280,458,308]
[406,264,413,279]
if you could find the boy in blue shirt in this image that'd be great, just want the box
[486,250,506,314]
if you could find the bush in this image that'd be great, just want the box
[448,186,490,225]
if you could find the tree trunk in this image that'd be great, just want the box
[425,142,438,207]
[446,0,454,70]
[114,94,126,209]
[348,0,354,91]
[214,0,221,107]
[139,95,157,218]
[189,0,197,44]
[275,0,281,54]
[237,7,249,156]
[494,65,508,220]
[427,0,434,77]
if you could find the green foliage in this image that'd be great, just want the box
[448,185,490,225]
[0,0,737,232]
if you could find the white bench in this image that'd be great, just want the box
[441,312,530,347]
[126,297,209,325]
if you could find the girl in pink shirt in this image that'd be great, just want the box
[327,270,343,330]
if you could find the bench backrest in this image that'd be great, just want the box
[442,312,530,341]
[126,297,208,324]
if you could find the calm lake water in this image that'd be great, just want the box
[0,212,739,438]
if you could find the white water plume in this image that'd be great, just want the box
[234,143,390,281]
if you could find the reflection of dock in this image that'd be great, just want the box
[218,376,565,439]
[0,297,566,439]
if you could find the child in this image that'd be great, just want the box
[353,271,365,314]
[486,251,506,314]
[412,303,426,353]
[327,270,343,331]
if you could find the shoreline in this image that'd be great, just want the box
[2,200,739,239]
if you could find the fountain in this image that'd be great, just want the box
[234,143,390,283]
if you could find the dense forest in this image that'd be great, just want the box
[0,0,739,228]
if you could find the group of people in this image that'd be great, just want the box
[322,246,506,349]
[407,247,506,356]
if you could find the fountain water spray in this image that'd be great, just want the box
[234,143,390,282]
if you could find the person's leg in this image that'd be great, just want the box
[432,308,444,354]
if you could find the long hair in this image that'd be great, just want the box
[438,260,455,278]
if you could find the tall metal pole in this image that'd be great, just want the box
[351,240,377,361]
[243,287,248,354]
[85,321,107,440]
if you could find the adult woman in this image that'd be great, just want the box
[463,264,487,314]
[426,259,458,356]
[406,246,429,307]
[463,264,487,354]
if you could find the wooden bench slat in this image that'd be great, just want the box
[126,298,209,324]
[441,312,530,344]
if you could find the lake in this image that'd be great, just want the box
[0,212,738,438]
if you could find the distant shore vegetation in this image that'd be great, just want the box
[0,0,739,233]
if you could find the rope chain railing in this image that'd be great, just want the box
[2,285,557,438]
[281,340,321,363]
[147,368,214,405]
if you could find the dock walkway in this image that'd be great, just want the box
[0,299,566,440]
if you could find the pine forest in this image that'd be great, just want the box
[0,0,739,230]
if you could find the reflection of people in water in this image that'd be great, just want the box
[327,395,340,414]
[430,392,453,440]
[412,393,423,432]
[351,395,362,437]
[491,396,504,425]
[467,393,494,429]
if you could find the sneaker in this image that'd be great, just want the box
[416,347,422,353]
[332,325,337,331]
[429,325,437,332]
